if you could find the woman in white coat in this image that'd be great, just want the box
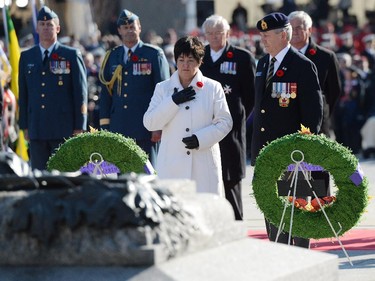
[143,36,233,196]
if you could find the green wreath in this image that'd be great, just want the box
[253,132,368,239]
[47,130,149,174]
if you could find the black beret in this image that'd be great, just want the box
[257,12,290,32]
[117,9,139,26]
[37,6,58,21]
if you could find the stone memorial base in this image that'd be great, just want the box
[0,237,338,281]
[0,175,338,280]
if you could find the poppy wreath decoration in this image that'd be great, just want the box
[252,130,368,239]
[47,129,149,174]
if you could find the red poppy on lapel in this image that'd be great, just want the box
[51,53,59,60]
[226,51,233,59]
[276,70,284,77]
[308,48,316,55]
[196,81,203,88]
[131,54,138,62]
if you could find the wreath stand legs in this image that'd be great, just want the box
[275,150,353,266]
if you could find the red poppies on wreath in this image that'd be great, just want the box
[276,70,284,77]
[308,49,316,55]
[226,52,233,59]
[131,54,138,62]
[51,53,59,60]
[196,81,203,88]
[288,195,336,212]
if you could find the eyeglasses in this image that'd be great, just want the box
[205,31,226,37]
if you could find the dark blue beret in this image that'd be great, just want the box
[37,6,58,21]
[117,9,139,26]
[257,12,290,32]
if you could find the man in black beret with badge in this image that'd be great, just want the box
[99,9,170,167]
[18,6,88,170]
[251,12,323,248]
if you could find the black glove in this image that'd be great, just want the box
[172,86,196,105]
[182,134,199,149]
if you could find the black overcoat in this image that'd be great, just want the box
[200,43,255,181]
[251,47,323,165]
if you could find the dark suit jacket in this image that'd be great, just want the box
[200,43,255,181]
[304,39,341,134]
[19,42,87,140]
[251,47,323,165]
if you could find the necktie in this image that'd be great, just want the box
[127,49,132,63]
[43,50,49,66]
[266,57,276,88]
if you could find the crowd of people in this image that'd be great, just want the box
[1,3,375,248]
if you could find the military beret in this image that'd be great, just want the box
[117,9,139,26]
[257,12,290,32]
[37,6,58,21]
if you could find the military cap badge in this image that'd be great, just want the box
[261,20,268,31]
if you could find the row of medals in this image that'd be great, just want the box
[50,60,71,74]
[220,62,237,75]
[271,82,297,99]
[132,63,152,75]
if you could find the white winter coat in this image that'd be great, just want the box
[143,70,233,196]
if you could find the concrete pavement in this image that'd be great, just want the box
[243,157,375,281]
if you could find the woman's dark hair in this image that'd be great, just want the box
[174,36,205,63]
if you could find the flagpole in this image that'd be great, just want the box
[2,5,9,54]
[31,0,37,27]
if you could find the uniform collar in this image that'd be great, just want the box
[123,42,139,54]
[272,44,290,63]
[169,70,204,92]
[40,42,57,56]
[299,43,309,55]
[210,46,225,62]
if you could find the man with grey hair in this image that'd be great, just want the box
[251,12,323,248]
[288,10,341,137]
[200,14,255,220]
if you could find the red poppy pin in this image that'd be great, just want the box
[131,54,138,62]
[276,70,284,77]
[308,49,316,55]
[51,53,59,60]
[226,52,233,59]
[196,81,203,88]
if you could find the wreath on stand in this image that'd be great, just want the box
[252,127,369,239]
[47,129,150,174]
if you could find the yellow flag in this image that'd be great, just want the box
[5,7,28,161]
[5,7,20,99]
[15,130,28,161]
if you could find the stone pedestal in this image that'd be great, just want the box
[0,176,338,280]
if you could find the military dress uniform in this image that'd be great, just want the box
[19,40,87,170]
[251,47,323,164]
[99,42,169,166]
[251,13,323,248]
[303,38,341,136]
[200,43,255,220]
